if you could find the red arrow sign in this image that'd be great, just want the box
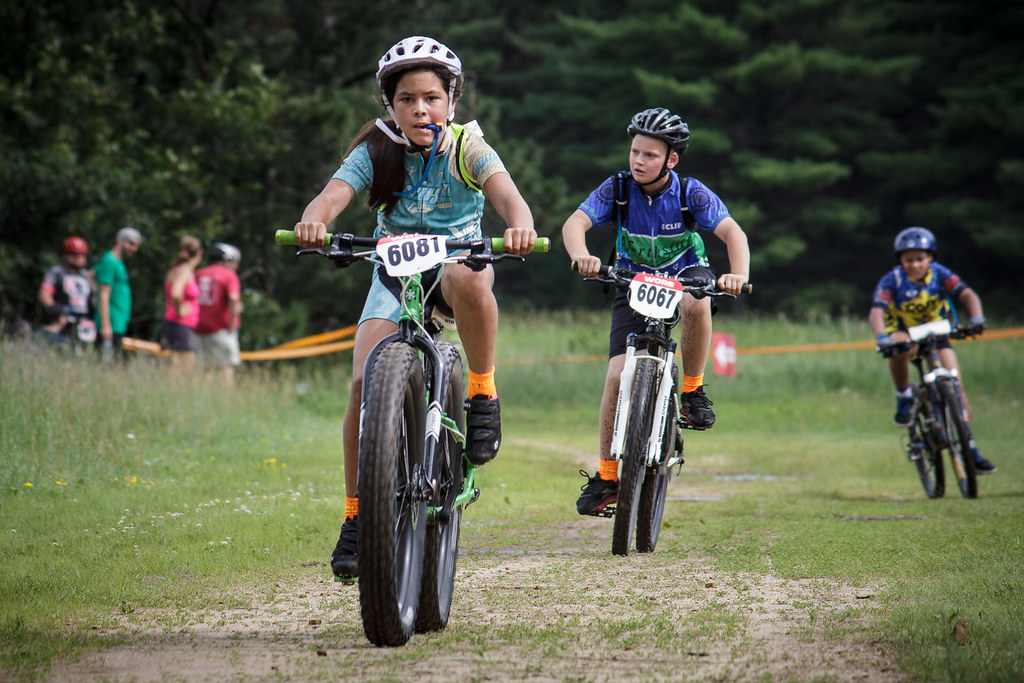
[711,332,737,377]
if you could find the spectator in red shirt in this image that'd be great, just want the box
[195,243,242,387]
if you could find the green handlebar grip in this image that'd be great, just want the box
[491,236,551,253]
[275,230,549,253]
[275,230,332,247]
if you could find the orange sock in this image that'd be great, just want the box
[345,496,359,521]
[681,373,704,394]
[598,459,619,482]
[468,367,497,399]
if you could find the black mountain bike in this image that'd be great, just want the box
[278,229,548,646]
[580,264,750,555]
[876,319,983,499]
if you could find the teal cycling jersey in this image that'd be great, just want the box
[332,126,506,240]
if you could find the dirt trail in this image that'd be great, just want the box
[47,530,905,682]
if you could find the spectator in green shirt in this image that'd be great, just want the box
[93,226,142,360]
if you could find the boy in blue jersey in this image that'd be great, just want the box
[563,107,750,515]
[869,226,995,473]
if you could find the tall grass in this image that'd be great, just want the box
[1,316,1022,681]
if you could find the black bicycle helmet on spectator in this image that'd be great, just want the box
[627,108,690,155]
[894,227,936,256]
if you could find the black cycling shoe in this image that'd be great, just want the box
[576,469,618,516]
[465,395,501,465]
[330,516,358,579]
[680,386,716,429]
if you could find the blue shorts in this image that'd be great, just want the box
[359,264,453,324]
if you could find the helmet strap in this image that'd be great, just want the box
[375,117,411,146]
[636,160,671,188]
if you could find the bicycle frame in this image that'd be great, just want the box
[609,320,680,470]
[879,318,979,498]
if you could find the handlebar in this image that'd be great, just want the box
[875,323,984,357]
[574,262,753,297]
[275,229,550,254]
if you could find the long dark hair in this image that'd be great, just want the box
[347,65,463,216]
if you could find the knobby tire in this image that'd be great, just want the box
[612,358,658,556]
[911,397,944,499]
[636,364,678,553]
[415,342,465,632]
[358,343,427,647]
[937,378,977,499]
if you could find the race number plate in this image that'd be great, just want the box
[628,273,682,319]
[76,318,97,343]
[376,234,447,276]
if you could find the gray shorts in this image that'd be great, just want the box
[198,329,241,367]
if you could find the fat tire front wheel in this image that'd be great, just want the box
[416,342,465,632]
[612,358,657,556]
[358,342,427,647]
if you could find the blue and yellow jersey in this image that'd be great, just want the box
[871,262,969,332]
[577,171,729,275]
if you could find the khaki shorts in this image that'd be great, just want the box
[198,329,241,367]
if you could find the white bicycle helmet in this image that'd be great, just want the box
[376,36,463,122]
[210,242,241,263]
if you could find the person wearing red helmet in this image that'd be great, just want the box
[38,235,95,345]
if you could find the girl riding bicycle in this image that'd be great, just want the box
[868,226,995,474]
[292,36,537,578]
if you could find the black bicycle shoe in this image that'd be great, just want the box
[465,395,501,465]
[576,469,618,516]
[680,386,716,429]
[330,516,358,579]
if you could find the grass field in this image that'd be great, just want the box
[2,313,1022,681]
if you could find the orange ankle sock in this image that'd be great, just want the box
[345,496,359,521]
[682,374,704,394]
[598,459,618,482]
[468,367,497,399]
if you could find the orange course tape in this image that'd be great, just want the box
[123,325,1024,363]
[122,326,358,361]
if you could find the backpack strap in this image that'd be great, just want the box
[679,177,697,231]
[608,171,631,266]
[450,122,482,192]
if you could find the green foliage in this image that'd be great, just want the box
[2,0,1023,343]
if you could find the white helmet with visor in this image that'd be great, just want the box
[376,36,462,124]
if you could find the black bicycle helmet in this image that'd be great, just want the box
[893,227,936,256]
[627,108,690,154]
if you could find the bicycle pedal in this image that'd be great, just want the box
[583,506,615,519]
[334,575,358,585]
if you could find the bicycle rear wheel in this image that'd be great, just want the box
[358,342,427,647]
[937,378,977,499]
[416,342,465,633]
[636,364,678,553]
[910,403,944,499]
[612,358,658,556]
